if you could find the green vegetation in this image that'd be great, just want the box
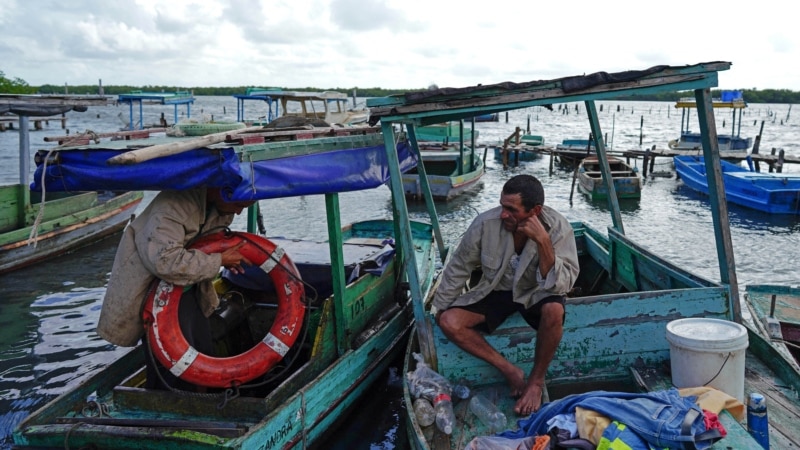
[3,69,800,103]
[33,84,419,98]
[0,71,36,94]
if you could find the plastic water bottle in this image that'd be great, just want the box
[747,392,769,450]
[413,398,435,427]
[453,378,471,400]
[468,394,507,433]
[432,392,456,435]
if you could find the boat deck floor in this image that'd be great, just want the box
[428,348,799,449]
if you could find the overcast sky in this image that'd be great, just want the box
[3,0,798,91]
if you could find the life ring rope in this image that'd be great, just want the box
[142,231,306,389]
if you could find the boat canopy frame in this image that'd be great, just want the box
[117,91,195,130]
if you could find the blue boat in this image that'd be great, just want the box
[674,155,800,214]
[493,134,544,163]
[668,91,753,159]
[368,61,800,449]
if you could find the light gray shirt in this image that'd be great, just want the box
[433,205,579,311]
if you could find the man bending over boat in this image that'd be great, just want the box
[434,174,579,416]
[97,188,255,390]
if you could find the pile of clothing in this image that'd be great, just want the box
[464,387,744,450]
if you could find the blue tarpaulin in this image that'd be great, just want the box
[31,141,417,201]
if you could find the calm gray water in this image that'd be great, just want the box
[1,96,798,449]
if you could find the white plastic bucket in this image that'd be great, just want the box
[665,318,749,403]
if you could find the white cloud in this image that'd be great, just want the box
[2,0,799,91]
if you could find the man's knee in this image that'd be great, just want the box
[538,302,565,328]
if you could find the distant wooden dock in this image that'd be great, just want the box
[482,141,799,176]
[0,114,67,131]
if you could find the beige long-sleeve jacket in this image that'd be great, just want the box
[432,205,579,312]
[97,189,236,347]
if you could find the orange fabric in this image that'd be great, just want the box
[531,434,550,450]
[678,387,745,422]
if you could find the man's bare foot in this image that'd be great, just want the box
[513,383,543,416]
[500,366,526,397]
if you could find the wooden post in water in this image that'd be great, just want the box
[642,147,650,178]
[769,148,777,172]
[752,121,765,172]
[777,149,785,173]
[649,145,656,175]
[639,116,644,146]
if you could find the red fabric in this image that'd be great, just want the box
[703,410,727,438]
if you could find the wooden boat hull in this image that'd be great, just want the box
[674,155,800,214]
[403,223,797,449]
[403,151,484,201]
[493,147,540,162]
[414,123,478,144]
[174,121,246,136]
[0,190,143,274]
[13,219,437,449]
[577,156,641,200]
[745,284,800,368]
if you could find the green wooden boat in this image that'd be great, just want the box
[12,132,439,449]
[173,120,247,136]
[577,156,641,200]
[0,94,144,275]
[414,122,478,144]
[402,146,484,201]
[367,62,800,449]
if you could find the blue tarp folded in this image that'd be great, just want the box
[30,141,417,201]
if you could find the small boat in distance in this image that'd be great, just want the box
[577,155,641,200]
[668,91,753,159]
[233,88,369,126]
[413,121,478,144]
[493,134,545,163]
[0,94,144,275]
[553,138,595,167]
[403,143,485,201]
[674,155,800,214]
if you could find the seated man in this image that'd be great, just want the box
[434,174,579,415]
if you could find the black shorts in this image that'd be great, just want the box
[454,291,566,333]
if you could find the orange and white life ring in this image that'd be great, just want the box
[142,231,305,388]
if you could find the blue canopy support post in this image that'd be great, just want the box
[694,87,741,322]
[138,101,143,130]
[406,124,447,261]
[586,100,624,234]
[325,192,349,355]
[381,122,438,368]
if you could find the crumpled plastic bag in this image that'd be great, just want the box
[464,435,548,450]
[406,352,453,401]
